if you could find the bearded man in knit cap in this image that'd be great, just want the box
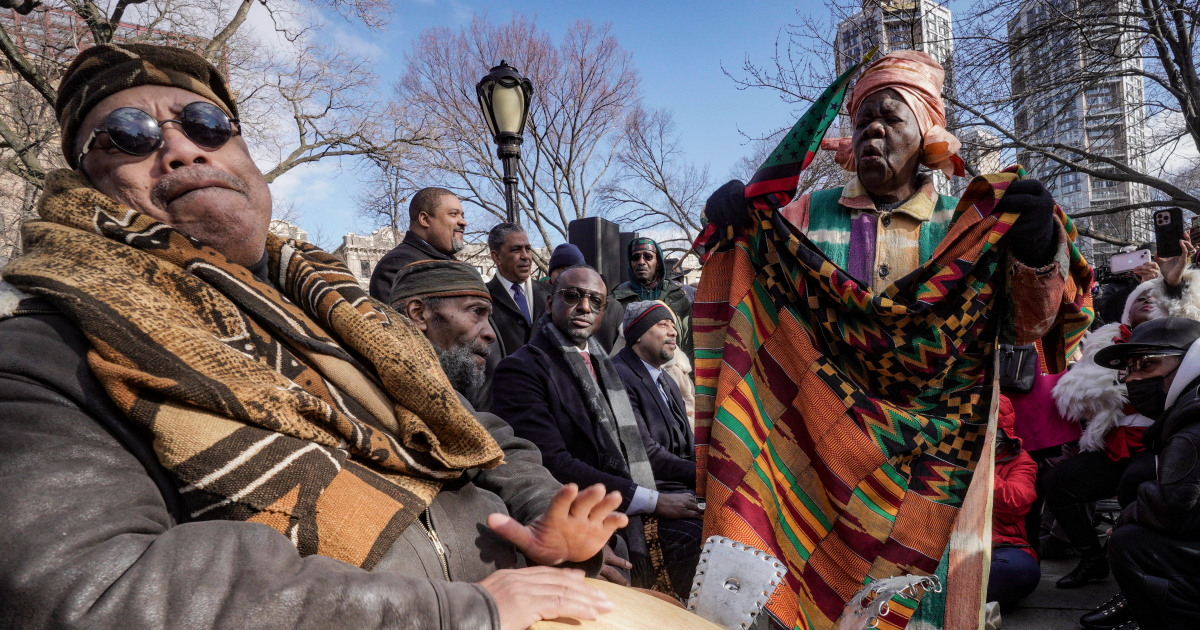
[611,237,693,359]
[612,301,696,493]
[390,259,498,410]
[0,43,629,630]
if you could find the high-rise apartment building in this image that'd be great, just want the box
[1009,0,1150,261]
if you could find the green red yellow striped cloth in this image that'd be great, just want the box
[692,58,1092,629]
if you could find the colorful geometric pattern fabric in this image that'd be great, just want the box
[3,169,504,570]
[694,167,1092,629]
[691,57,1093,627]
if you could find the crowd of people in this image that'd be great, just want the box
[1,40,1199,630]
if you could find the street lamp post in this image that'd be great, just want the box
[476,60,533,224]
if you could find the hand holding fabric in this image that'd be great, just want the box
[997,178,1059,268]
[487,483,628,566]
[703,179,751,229]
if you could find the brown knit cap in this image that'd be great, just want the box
[56,43,239,168]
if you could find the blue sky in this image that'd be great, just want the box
[269,0,811,247]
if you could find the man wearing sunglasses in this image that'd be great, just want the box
[0,43,626,630]
[610,237,693,360]
[1091,317,1200,629]
[493,265,704,600]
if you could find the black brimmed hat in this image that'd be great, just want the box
[1094,317,1200,368]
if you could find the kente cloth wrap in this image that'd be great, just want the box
[2,170,504,569]
[692,58,1093,630]
[818,50,965,179]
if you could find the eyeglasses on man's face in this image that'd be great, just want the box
[79,101,239,167]
[1119,353,1183,382]
[555,287,606,310]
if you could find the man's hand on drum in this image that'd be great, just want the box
[480,567,615,630]
[487,482,628,566]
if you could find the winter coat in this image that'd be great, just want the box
[993,395,1038,555]
[1121,340,1200,538]
[0,289,595,630]
[1054,270,1200,454]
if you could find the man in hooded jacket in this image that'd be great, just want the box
[610,237,693,360]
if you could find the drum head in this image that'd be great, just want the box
[531,579,722,630]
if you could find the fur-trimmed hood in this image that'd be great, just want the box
[1055,269,1200,452]
[0,280,31,319]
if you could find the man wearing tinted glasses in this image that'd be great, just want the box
[493,265,704,600]
[0,43,626,630]
[1091,317,1200,629]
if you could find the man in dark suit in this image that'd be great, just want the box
[612,300,695,493]
[492,265,702,599]
[485,223,549,358]
[367,187,466,301]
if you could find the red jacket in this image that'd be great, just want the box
[994,395,1039,557]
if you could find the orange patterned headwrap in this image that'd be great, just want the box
[820,50,965,178]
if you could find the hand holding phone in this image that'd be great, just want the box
[1110,249,1151,273]
[1154,207,1185,258]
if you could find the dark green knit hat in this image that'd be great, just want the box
[390,259,492,307]
[56,43,239,168]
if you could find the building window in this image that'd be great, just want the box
[360,260,371,278]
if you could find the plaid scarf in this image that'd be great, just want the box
[692,55,1092,630]
[2,170,504,569]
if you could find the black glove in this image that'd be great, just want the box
[703,179,751,229]
[998,178,1058,268]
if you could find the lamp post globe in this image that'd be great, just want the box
[476,60,533,224]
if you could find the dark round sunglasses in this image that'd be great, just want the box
[555,287,607,310]
[78,102,239,166]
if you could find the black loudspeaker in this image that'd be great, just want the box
[568,217,621,291]
[618,231,640,284]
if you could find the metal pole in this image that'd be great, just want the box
[498,142,521,225]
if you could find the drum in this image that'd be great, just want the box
[531,579,722,630]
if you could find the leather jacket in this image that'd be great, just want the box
[0,296,595,629]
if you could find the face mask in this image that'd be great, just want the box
[1126,375,1169,419]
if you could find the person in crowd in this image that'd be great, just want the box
[390,259,496,409]
[1086,317,1200,630]
[612,301,696,492]
[611,237,693,360]
[0,43,627,630]
[368,187,466,302]
[988,394,1042,610]
[543,242,624,354]
[492,265,704,599]
[486,223,548,360]
[1046,242,1198,588]
[704,49,1067,318]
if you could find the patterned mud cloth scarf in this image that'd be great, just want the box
[2,170,504,569]
[692,59,1093,629]
[537,315,677,593]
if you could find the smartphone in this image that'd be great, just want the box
[1110,249,1150,273]
[1155,207,1185,258]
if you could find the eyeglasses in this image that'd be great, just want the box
[630,252,655,262]
[1119,353,1182,382]
[555,287,607,310]
[78,102,239,166]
